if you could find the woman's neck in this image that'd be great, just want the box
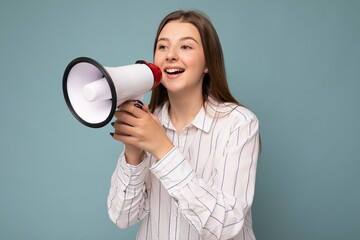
[168,93,204,133]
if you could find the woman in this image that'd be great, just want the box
[108,10,260,240]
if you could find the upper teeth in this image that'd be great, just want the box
[166,68,183,73]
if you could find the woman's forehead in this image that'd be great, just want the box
[158,21,201,42]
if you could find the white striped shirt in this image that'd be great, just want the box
[108,99,260,240]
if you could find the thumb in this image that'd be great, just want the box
[141,104,161,124]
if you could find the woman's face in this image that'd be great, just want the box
[154,20,207,97]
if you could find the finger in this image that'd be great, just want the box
[111,131,134,144]
[113,120,136,135]
[129,99,144,106]
[114,110,138,126]
[131,100,144,110]
[117,121,133,133]
[141,104,150,113]
[111,125,140,146]
[118,100,143,110]
[119,103,147,119]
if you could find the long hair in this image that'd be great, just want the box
[149,10,240,112]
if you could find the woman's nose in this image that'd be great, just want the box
[166,48,178,62]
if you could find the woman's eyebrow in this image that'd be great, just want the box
[180,36,199,43]
[157,36,199,44]
[157,37,169,42]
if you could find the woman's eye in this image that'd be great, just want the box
[181,45,192,50]
[157,45,167,50]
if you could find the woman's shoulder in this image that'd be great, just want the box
[209,100,259,127]
[230,104,258,122]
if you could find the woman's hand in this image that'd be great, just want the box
[111,101,174,162]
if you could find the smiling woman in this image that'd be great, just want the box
[108,10,260,240]
[154,21,207,104]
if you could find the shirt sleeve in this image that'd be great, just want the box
[150,116,260,239]
[107,151,151,229]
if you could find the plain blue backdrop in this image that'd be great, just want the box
[1,0,359,239]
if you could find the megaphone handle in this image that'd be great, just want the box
[132,94,144,102]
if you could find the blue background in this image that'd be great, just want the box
[1,0,359,239]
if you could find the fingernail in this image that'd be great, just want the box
[134,103,143,109]
[134,100,143,106]
[110,132,114,137]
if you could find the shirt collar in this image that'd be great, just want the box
[159,100,216,133]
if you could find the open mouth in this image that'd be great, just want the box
[165,68,185,75]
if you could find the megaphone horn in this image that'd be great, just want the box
[62,57,162,128]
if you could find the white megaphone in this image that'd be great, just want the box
[63,57,162,128]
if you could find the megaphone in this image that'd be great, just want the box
[62,57,162,128]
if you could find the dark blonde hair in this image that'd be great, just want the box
[149,10,240,112]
